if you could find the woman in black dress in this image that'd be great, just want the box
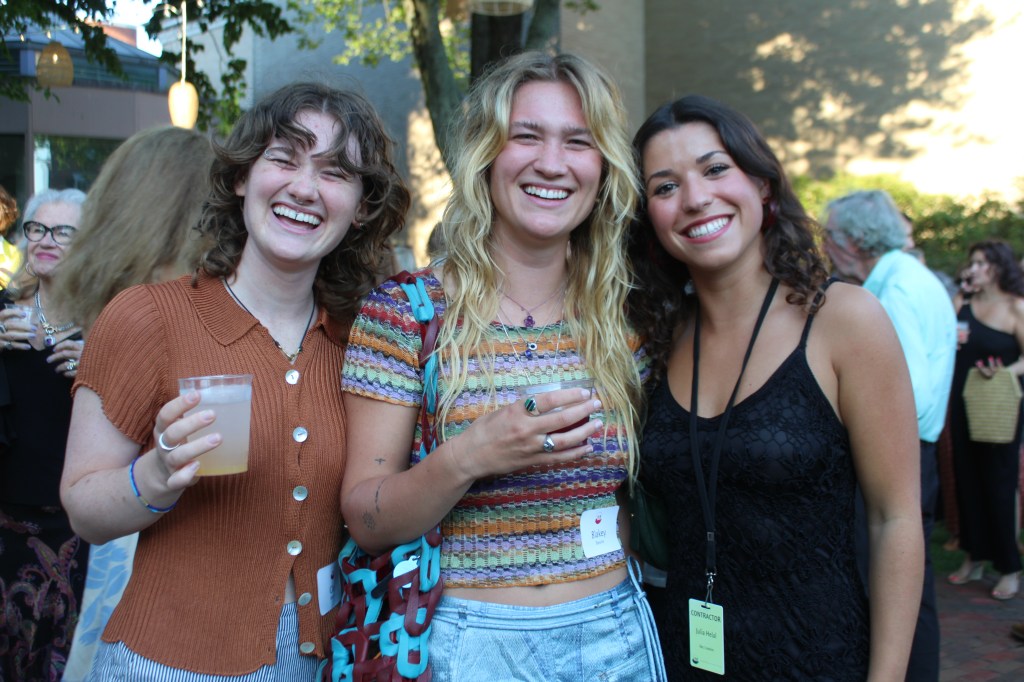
[627,96,923,680]
[0,189,87,681]
[946,240,1024,600]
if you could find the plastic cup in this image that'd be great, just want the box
[4,303,41,348]
[178,374,253,475]
[956,321,970,346]
[519,378,596,434]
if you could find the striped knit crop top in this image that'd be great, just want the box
[342,269,648,588]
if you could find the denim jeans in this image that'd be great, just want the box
[429,559,666,682]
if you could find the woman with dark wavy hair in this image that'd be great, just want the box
[946,239,1024,601]
[627,95,922,680]
[59,82,408,679]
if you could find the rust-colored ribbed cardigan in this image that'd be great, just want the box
[73,274,348,674]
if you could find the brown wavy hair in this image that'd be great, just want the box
[627,94,830,379]
[198,82,409,328]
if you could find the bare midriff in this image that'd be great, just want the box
[443,565,627,607]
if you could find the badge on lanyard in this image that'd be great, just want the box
[688,598,725,675]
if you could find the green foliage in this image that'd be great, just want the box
[795,172,1024,275]
[292,0,470,86]
[2,0,292,133]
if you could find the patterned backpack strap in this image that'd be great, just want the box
[394,271,440,455]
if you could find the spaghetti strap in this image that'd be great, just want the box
[799,278,837,349]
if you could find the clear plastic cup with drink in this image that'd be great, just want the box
[519,378,597,435]
[177,374,253,475]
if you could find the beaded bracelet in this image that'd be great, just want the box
[129,456,177,514]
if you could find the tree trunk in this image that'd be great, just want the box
[525,0,560,53]
[409,0,462,169]
[470,13,525,84]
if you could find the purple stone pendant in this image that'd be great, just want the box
[524,314,535,328]
[44,334,56,347]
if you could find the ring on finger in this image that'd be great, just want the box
[3,341,11,351]
[157,431,180,452]
[524,397,539,417]
[66,359,78,372]
[0,323,6,333]
[542,434,556,453]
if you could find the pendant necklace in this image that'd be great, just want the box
[497,310,564,384]
[223,278,316,363]
[34,290,75,347]
[502,285,565,329]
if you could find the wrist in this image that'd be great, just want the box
[129,453,179,513]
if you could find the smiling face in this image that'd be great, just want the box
[26,201,81,280]
[488,80,603,249]
[642,121,768,276]
[235,109,364,275]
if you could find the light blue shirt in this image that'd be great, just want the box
[863,250,957,442]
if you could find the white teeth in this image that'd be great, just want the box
[685,217,728,239]
[523,185,569,200]
[273,205,321,226]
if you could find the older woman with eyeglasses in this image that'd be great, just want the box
[0,188,88,680]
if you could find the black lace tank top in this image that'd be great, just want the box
[640,310,869,681]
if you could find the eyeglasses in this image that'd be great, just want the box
[23,221,77,245]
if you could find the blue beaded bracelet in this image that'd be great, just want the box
[129,456,177,514]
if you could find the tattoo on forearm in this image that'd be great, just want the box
[374,480,384,513]
[362,512,376,530]
[375,458,385,465]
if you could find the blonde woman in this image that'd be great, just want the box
[341,52,665,681]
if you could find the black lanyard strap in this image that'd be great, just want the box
[689,277,779,600]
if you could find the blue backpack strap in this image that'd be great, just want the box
[394,271,440,456]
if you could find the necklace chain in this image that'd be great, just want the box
[223,278,316,363]
[502,285,565,329]
[497,310,564,385]
[35,290,75,346]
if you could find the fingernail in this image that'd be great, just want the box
[579,389,591,399]
[200,409,215,422]
[592,400,602,410]
[207,434,222,446]
[591,419,604,430]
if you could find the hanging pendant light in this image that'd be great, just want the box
[37,41,74,88]
[165,2,199,128]
[468,1,534,16]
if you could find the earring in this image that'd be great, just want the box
[761,198,778,231]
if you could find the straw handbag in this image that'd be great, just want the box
[962,368,1023,444]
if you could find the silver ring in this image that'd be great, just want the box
[542,434,556,453]
[66,359,78,372]
[157,431,180,452]
[0,323,6,333]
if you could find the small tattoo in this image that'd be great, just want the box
[375,458,386,465]
[373,480,385,513]
[362,512,376,530]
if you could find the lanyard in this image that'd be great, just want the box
[689,278,779,603]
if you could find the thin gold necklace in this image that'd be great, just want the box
[222,278,315,362]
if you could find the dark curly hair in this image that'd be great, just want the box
[197,82,410,330]
[970,240,1024,297]
[626,94,830,379]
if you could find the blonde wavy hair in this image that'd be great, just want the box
[53,127,213,332]
[436,51,644,479]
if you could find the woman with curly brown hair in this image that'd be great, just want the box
[59,82,408,679]
[627,95,922,680]
[946,240,1024,601]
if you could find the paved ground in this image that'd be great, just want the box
[938,566,1024,680]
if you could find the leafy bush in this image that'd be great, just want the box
[794,172,1024,275]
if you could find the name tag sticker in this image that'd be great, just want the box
[688,598,725,675]
[317,561,342,616]
[580,505,622,558]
